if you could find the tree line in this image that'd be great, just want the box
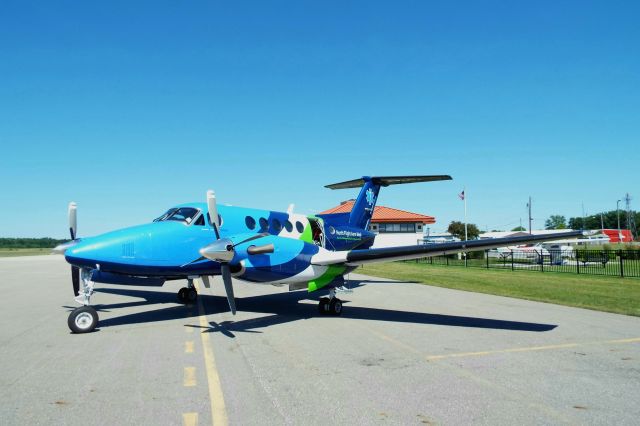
[545,210,639,230]
[445,209,638,242]
[0,238,67,248]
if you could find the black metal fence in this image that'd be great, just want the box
[411,249,640,278]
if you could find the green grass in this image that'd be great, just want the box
[0,248,53,257]
[359,262,640,317]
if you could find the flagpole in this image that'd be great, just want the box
[464,186,468,242]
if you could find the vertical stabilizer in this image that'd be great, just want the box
[324,175,452,230]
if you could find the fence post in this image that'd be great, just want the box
[511,251,514,271]
[576,254,580,274]
[486,250,489,269]
[540,250,544,273]
[619,250,624,278]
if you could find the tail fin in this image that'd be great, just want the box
[325,175,452,229]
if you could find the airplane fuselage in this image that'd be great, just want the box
[65,203,372,288]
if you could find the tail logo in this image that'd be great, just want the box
[366,188,376,206]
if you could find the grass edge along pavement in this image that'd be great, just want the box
[0,248,53,257]
[358,262,640,317]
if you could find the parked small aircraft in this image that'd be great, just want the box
[55,176,581,333]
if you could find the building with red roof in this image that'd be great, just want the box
[320,200,436,247]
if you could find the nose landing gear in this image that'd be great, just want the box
[68,268,99,334]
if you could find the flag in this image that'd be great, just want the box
[458,190,465,201]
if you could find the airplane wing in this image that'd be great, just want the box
[311,230,583,266]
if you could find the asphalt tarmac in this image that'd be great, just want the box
[1,255,639,425]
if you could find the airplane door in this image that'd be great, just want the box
[308,218,324,247]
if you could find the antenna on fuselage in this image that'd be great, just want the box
[287,203,295,215]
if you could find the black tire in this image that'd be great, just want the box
[68,306,99,334]
[177,287,188,303]
[185,288,198,303]
[329,298,343,316]
[318,297,329,314]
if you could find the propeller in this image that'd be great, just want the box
[68,202,80,297]
[203,190,248,315]
[200,189,275,315]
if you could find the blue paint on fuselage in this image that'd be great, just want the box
[64,203,374,282]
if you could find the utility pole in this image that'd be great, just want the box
[617,199,622,242]
[527,197,532,234]
[625,193,637,239]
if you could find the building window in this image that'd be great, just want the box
[378,223,416,233]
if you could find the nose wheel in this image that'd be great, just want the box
[68,306,99,334]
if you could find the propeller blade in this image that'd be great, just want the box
[201,275,211,289]
[221,264,236,315]
[207,190,220,239]
[71,266,80,296]
[234,233,269,246]
[68,202,77,240]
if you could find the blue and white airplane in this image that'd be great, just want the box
[54,175,581,333]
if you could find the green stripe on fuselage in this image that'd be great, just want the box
[307,265,346,292]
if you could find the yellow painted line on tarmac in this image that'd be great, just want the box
[194,282,228,426]
[184,367,197,387]
[425,337,640,361]
[185,341,195,354]
[183,412,198,426]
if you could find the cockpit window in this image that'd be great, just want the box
[153,208,177,222]
[194,214,205,226]
[154,207,200,224]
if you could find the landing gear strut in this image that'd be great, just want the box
[318,288,343,316]
[178,278,198,304]
[68,268,99,333]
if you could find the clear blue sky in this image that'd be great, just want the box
[1,1,638,238]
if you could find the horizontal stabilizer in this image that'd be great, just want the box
[325,175,452,190]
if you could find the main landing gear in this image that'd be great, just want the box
[177,278,198,304]
[318,288,343,316]
[68,268,99,334]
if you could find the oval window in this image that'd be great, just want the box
[259,217,268,231]
[295,221,304,233]
[245,216,256,230]
[284,220,293,232]
[272,218,282,232]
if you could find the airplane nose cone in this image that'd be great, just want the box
[64,226,154,269]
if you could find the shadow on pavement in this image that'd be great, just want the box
[88,282,557,335]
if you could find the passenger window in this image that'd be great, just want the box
[295,221,304,233]
[259,217,268,231]
[284,220,293,232]
[245,216,256,230]
[272,218,282,232]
